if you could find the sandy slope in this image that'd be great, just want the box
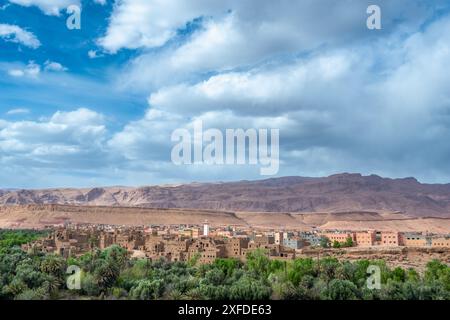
[234,212,310,230]
[0,204,449,233]
[0,205,246,229]
[319,217,450,233]
[2,174,450,217]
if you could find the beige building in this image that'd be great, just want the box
[224,237,249,258]
[188,238,226,264]
[431,237,450,248]
[380,232,400,246]
[400,233,427,247]
[323,232,354,244]
[355,231,376,247]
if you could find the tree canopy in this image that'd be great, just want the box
[0,230,449,300]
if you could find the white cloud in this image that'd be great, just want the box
[106,13,450,183]
[4,1,450,186]
[8,61,41,78]
[114,0,437,91]
[147,52,354,116]
[97,0,225,53]
[8,0,79,16]
[9,0,105,15]
[7,61,67,78]
[108,108,183,161]
[6,108,30,115]
[0,23,40,48]
[0,108,108,169]
[44,60,68,72]
[8,69,25,77]
[88,50,104,59]
[50,107,104,126]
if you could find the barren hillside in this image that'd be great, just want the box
[0,204,449,233]
[2,174,450,217]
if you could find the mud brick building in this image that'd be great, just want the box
[355,231,376,247]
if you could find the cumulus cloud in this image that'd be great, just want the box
[147,52,355,117]
[44,60,68,72]
[107,11,450,183]
[108,108,183,162]
[8,61,41,78]
[4,1,450,186]
[97,0,226,53]
[98,0,373,53]
[112,0,441,91]
[0,108,108,170]
[7,60,67,78]
[0,23,40,48]
[8,0,80,16]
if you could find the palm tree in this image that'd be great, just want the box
[40,255,65,278]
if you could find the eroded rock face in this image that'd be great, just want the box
[1,173,450,217]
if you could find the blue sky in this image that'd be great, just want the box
[0,0,142,125]
[1,0,450,188]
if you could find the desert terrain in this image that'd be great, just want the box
[1,174,449,232]
[2,174,450,217]
[299,247,450,272]
[1,204,449,233]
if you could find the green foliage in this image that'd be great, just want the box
[425,259,450,292]
[0,229,47,254]
[94,259,120,290]
[118,258,151,290]
[203,269,226,286]
[319,236,330,248]
[246,248,271,276]
[318,257,340,281]
[187,252,201,267]
[325,279,359,300]
[213,258,241,277]
[343,237,354,248]
[228,276,271,300]
[81,272,100,296]
[332,240,341,248]
[129,279,165,300]
[0,230,449,300]
[40,254,66,278]
[15,287,48,300]
[390,267,406,282]
[287,258,316,285]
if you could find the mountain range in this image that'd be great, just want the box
[2,173,450,218]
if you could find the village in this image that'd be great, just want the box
[22,221,450,263]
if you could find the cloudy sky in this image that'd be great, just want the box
[1,0,450,188]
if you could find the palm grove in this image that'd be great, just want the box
[0,230,449,300]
